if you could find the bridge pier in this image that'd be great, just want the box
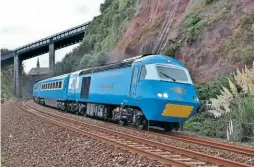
[49,43,55,77]
[14,55,22,98]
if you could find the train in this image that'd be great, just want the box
[33,54,200,131]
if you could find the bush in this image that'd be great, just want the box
[184,13,203,44]
[184,112,228,138]
[204,0,215,5]
[208,67,254,141]
[185,13,201,28]
[252,23,254,35]
[196,76,232,100]
[185,67,254,141]
[186,23,203,44]
[163,40,180,57]
[100,0,114,13]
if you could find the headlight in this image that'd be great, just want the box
[193,96,199,101]
[163,93,168,98]
[157,93,163,97]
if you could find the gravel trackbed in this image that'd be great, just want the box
[1,101,169,167]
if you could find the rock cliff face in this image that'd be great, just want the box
[112,0,254,83]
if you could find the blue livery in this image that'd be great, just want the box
[33,54,200,131]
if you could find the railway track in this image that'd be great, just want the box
[168,132,254,157]
[135,127,254,157]
[119,125,254,158]
[16,99,252,167]
[28,99,254,158]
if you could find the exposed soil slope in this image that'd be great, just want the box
[113,0,254,83]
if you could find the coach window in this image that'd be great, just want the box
[47,83,49,89]
[59,81,62,88]
[53,82,56,89]
[56,82,59,88]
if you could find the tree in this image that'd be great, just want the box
[100,0,114,13]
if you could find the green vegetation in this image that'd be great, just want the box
[1,156,4,167]
[1,49,14,99]
[163,40,180,57]
[252,23,254,35]
[100,0,114,13]
[1,49,30,98]
[196,76,232,100]
[54,0,139,76]
[204,0,216,5]
[1,65,14,99]
[184,75,233,136]
[185,13,201,28]
[184,112,228,138]
[218,14,254,64]
[185,22,204,44]
[186,67,254,142]
[183,13,204,45]
[1,63,29,99]
[207,9,228,25]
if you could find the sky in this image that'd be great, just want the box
[0,0,104,73]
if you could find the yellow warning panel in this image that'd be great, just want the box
[161,104,193,118]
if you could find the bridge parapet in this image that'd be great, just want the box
[1,22,89,61]
[1,22,90,97]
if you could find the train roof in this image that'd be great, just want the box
[37,73,70,83]
[34,54,185,86]
[78,54,185,75]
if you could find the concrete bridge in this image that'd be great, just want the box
[1,22,90,97]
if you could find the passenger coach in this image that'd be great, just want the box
[33,54,200,131]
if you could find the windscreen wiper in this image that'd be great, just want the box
[160,72,176,82]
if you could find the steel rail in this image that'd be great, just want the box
[26,99,254,157]
[16,99,192,167]
[23,99,252,167]
[128,127,254,157]
[168,132,254,157]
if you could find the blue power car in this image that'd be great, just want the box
[33,54,200,131]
